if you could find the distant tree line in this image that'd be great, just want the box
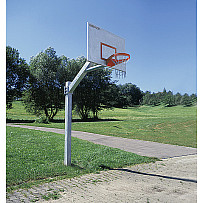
[6,46,197,121]
[141,88,197,107]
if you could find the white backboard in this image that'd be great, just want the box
[87,22,126,72]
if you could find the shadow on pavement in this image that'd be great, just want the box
[115,168,197,183]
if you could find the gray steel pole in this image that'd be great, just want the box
[64,81,72,166]
[64,63,104,166]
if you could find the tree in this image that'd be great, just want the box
[190,93,197,105]
[117,83,143,107]
[163,91,176,107]
[174,92,182,105]
[112,85,128,108]
[23,47,64,121]
[140,88,197,107]
[23,49,117,121]
[141,91,160,106]
[67,57,116,119]
[141,91,151,105]
[149,93,161,106]
[6,46,29,109]
[181,93,193,107]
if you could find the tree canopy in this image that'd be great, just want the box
[23,47,64,121]
[6,46,29,109]
[117,83,143,107]
[23,48,116,120]
[59,56,116,120]
[141,89,196,107]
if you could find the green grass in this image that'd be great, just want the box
[6,126,157,191]
[72,106,197,148]
[41,191,61,200]
[6,100,80,121]
[7,101,37,121]
[7,101,197,147]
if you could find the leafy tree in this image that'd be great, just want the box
[23,50,117,121]
[174,92,182,105]
[121,83,143,106]
[141,91,151,105]
[149,93,161,106]
[117,83,143,107]
[67,57,115,119]
[163,91,176,107]
[190,93,197,105]
[141,91,160,106]
[181,93,193,107]
[106,83,121,108]
[140,88,197,107]
[23,47,64,121]
[6,46,29,109]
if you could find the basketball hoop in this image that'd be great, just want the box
[106,53,130,67]
[87,22,130,78]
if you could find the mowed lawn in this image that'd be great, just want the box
[73,106,197,148]
[7,101,197,148]
[6,126,157,191]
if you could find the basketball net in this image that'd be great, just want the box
[106,53,130,79]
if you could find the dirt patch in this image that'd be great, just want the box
[43,155,196,203]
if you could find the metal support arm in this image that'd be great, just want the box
[86,64,105,73]
[67,62,104,94]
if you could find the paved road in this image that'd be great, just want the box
[7,124,197,159]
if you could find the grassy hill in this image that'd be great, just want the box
[7,101,197,148]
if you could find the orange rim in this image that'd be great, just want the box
[106,53,130,67]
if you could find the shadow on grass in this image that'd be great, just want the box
[70,163,85,170]
[114,168,197,183]
[6,119,35,123]
[99,165,114,170]
[49,118,122,123]
[6,118,122,124]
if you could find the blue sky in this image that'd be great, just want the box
[6,0,197,94]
